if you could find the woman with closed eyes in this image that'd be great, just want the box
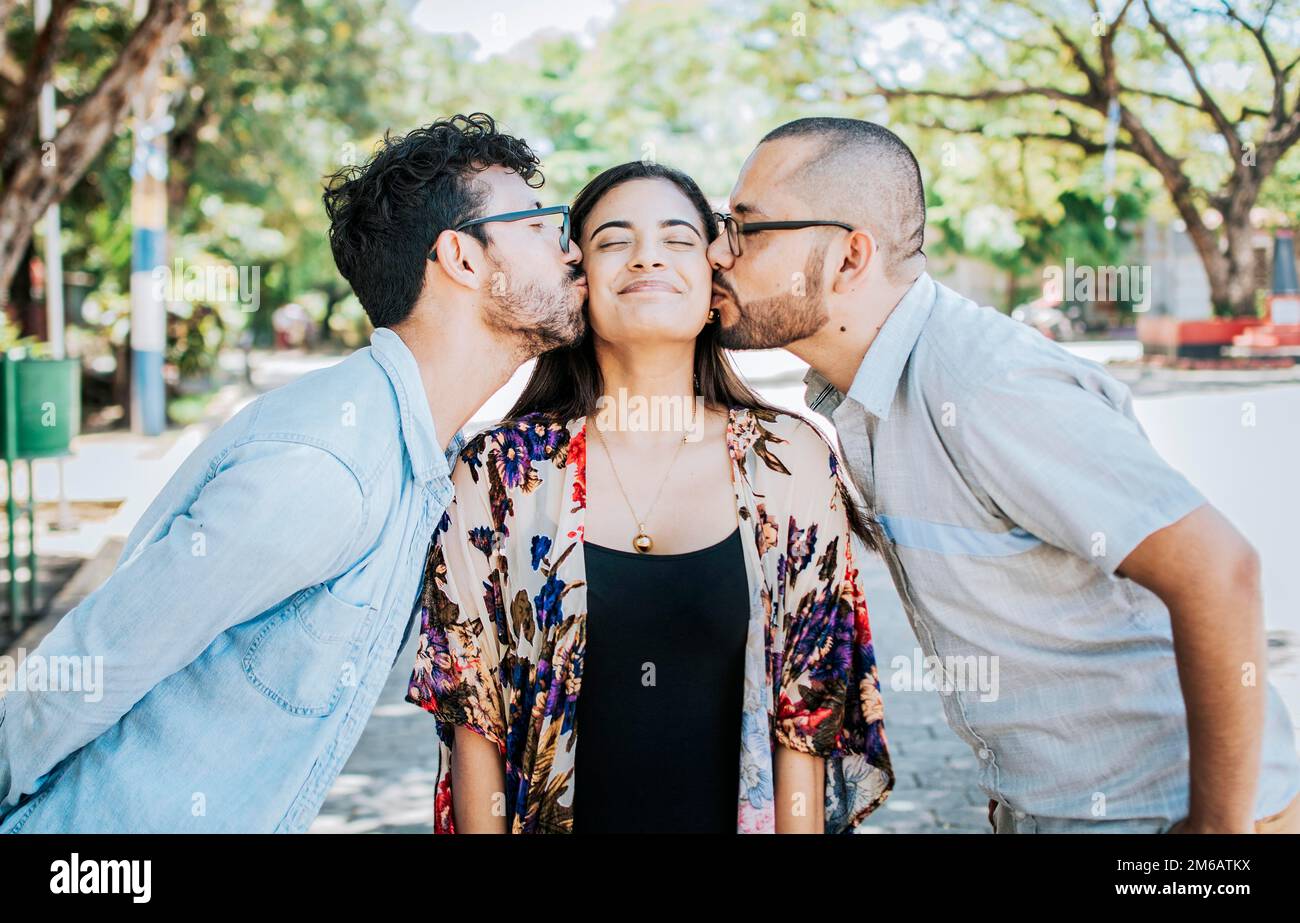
[405,160,895,833]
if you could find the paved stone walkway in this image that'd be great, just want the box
[311,555,991,834]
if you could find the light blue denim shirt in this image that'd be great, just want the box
[805,272,1300,828]
[0,327,464,832]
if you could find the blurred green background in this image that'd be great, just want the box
[3,0,1298,425]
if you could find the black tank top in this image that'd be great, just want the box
[573,526,750,833]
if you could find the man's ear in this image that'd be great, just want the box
[431,229,486,291]
[831,229,876,294]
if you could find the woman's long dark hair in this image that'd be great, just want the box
[505,160,881,552]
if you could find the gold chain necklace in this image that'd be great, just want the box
[590,403,695,554]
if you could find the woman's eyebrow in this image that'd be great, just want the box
[590,219,632,236]
[589,218,702,238]
[661,218,702,238]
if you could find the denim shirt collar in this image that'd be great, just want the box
[368,327,464,487]
[803,272,937,422]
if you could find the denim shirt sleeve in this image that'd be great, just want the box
[444,430,467,469]
[0,439,368,812]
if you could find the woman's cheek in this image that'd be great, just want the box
[681,255,714,307]
[583,274,618,333]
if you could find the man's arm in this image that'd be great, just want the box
[1117,504,1266,833]
[0,440,366,811]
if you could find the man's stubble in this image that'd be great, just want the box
[716,240,830,350]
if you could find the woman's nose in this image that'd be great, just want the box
[629,245,666,269]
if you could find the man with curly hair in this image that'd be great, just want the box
[0,113,586,832]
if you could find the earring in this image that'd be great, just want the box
[706,308,719,323]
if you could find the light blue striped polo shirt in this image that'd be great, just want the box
[804,271,1300,826]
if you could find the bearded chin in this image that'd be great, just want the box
[717,244,829,349]
[719,288,827,349]
[486,279,585,353]
[722,297,821,353]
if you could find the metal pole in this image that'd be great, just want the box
[1101,96,1121,232]
[35,0,79,532]
[5,459,15,632]
[34,0,64,358]
[4,358,20,630]
[26,458,36,615]
[128,0,168,436]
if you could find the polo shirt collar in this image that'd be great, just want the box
[833,272,937,421]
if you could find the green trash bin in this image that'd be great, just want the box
[1,354,82,630]
[4,356,81,458]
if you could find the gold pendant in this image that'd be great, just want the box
[633,524,653,554]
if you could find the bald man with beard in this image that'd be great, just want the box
[706,116,1300,834]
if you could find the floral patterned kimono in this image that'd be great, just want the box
[405,405,894,833]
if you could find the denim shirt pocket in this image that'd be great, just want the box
[2,755,75,833]
[241,583,374,717]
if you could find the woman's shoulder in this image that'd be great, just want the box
[459,412,577,453]
[452,412,580,490]
[727,405,838,480]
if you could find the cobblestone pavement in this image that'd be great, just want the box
[311,555,991,834]
[852,561,992,834]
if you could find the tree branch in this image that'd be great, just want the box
[874,84,1093,107]
[1,0,75,177]
[0,0,191,304]
[1141,0,1242,160]
[1119,85,1270,120]
[1099,0,1139,93]
[1212,0,1291,125]
[904,112,1123,157]
[1004,0,1105,101]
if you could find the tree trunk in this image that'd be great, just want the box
[1221,201,1261,318]
[0,0,189,308]
[1151,171,1261,319]
[167,94,209,215]
[6,239,34,336]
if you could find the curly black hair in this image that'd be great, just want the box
[322,113,544,329]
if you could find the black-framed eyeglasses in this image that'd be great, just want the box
[713,212,856,258]
[428,204,571,262]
